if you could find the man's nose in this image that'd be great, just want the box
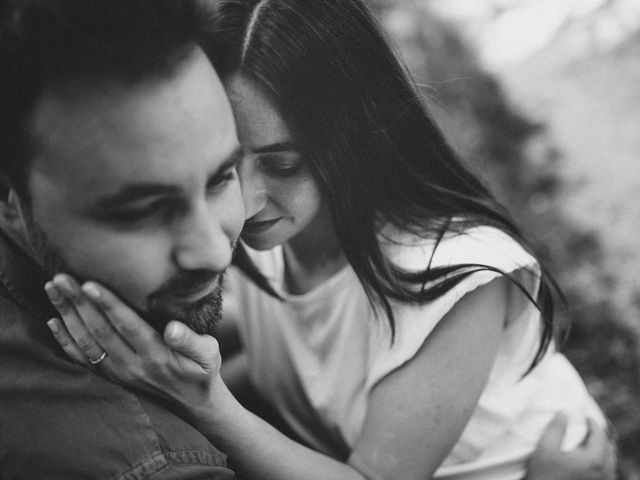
[238,160,267,219]
[172,203,233,272]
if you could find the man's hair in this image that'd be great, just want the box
[0,0,217,197]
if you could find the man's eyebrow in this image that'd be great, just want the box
[251,141,298,154]
[91,146,243,210]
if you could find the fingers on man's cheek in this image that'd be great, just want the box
[81,283,127,330]
[81,282,104,304]
[53,274,86,306]
[47,318,88,364]
[45,282,70,312]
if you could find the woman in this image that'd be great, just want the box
[45,0,615,478]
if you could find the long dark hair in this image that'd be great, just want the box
[211,0,561,370]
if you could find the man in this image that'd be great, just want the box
[0,0,243,477]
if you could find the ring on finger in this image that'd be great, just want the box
[88,351,108,365]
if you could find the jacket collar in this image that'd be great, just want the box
[0,228,56,322]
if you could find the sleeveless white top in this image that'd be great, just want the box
[224,226,604,479]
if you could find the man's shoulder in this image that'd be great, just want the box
[0,295,232,480]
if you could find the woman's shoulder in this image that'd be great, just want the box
[367,225,543,392]
[380,224,538,274]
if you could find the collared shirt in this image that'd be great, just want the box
[0,231,234,480]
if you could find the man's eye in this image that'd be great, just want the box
[208,168,237,191]
[108,202,171,224]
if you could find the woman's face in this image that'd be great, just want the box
[226,74,325,251]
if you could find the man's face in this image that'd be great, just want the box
[23,48,245,334]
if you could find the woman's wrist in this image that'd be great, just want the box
[186,374,245,440]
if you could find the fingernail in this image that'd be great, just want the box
[55,274,84,302]
[47,319,59,334]
[166,322,184,341]
[44,282,61,302]
[54,274,73,292]
[82,282,101,299]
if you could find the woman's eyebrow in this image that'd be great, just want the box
[251,141,298,154]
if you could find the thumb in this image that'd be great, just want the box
[164,321,220,372]
[537,412,569,452]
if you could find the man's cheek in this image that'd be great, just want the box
[66,248,163,310]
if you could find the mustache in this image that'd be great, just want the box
[151,269,221,299]
[146,269,227,335]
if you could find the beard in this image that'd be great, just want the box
[25,216,226,337]
[146,270,227,336]
[23,211,73,278]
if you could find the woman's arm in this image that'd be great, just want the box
[45,274,616,480]
[349,275,507,478]
[220,351,250,395]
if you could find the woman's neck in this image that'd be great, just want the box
[282,206,347,295]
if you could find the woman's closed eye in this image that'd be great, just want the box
[259,154,305,177]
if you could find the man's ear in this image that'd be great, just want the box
[0,187,27,236]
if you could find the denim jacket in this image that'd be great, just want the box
[0,231,234,480]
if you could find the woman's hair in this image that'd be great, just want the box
[211,0,561,370]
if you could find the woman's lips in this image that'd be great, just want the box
[242,217,281,235]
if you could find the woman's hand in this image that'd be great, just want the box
[526,413,618,480]
[45,273,225,417]
[44,276,367,480]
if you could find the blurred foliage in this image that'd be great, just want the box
[366,1,640,477]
